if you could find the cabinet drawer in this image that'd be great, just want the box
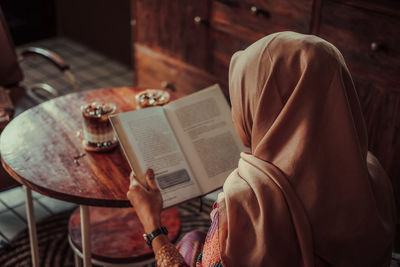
[134,44,226,95]
[134,0,210,68]
[211,0,312,39]
[319,0,400,92]
[209,0,313,82]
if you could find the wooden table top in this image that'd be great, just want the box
[0,87,181,207]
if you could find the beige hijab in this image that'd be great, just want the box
[218,32,396,266]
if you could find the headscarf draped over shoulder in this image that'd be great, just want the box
[218,31,396,267]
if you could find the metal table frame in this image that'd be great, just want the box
[24,187,93,267]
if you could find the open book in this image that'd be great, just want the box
[109,84,247,208]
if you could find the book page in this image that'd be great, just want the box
[109,107,201,208]
[164,84,247,194]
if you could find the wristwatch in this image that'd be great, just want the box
[143,226,168,248]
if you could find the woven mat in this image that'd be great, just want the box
[0,198,213,267]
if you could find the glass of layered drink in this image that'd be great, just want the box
[81,102,118,152]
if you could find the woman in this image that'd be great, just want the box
[127,31,396,266]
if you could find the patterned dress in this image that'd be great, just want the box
[156,202,223,267]
[196,202,223,267]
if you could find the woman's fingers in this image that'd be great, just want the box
[129,173,145,193]
[146,168,159,191]
[127,179,143,203]
[128,169,159,192]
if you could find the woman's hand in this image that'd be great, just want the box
[127,168,163,233]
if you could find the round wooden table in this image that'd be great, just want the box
[0,87,182,267]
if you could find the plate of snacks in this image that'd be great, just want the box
[135,89,170,109]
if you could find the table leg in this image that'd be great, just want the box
[80,205,92,267]
[74,252,83,267]
[24,186,39,267]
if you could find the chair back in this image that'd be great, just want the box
[0,6,23,87]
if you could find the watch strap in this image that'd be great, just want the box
[143,226,168,248]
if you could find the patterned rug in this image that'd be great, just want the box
[0,198,213,267]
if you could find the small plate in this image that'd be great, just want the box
[135,89,170,109]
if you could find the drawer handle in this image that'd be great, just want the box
[194,16,204,25]
[194,16,209,26]
[250,5,258,14]
[370,42,380,52]
[250,5,270,18]
[161,81,176,92]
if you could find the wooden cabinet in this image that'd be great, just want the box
[209,0,312,87]
[132,0,400,229]
[133,0,217,94]
[133,43,220,95]
[315,0,400,226]
[132,0,312,94]
[318,0,400,91]
[134,0,210,68]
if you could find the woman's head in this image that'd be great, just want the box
[229,31,367,169]
[222,33,395,266]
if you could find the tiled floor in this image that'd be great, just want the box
[0,36,133,248]
[0,186,76,244]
